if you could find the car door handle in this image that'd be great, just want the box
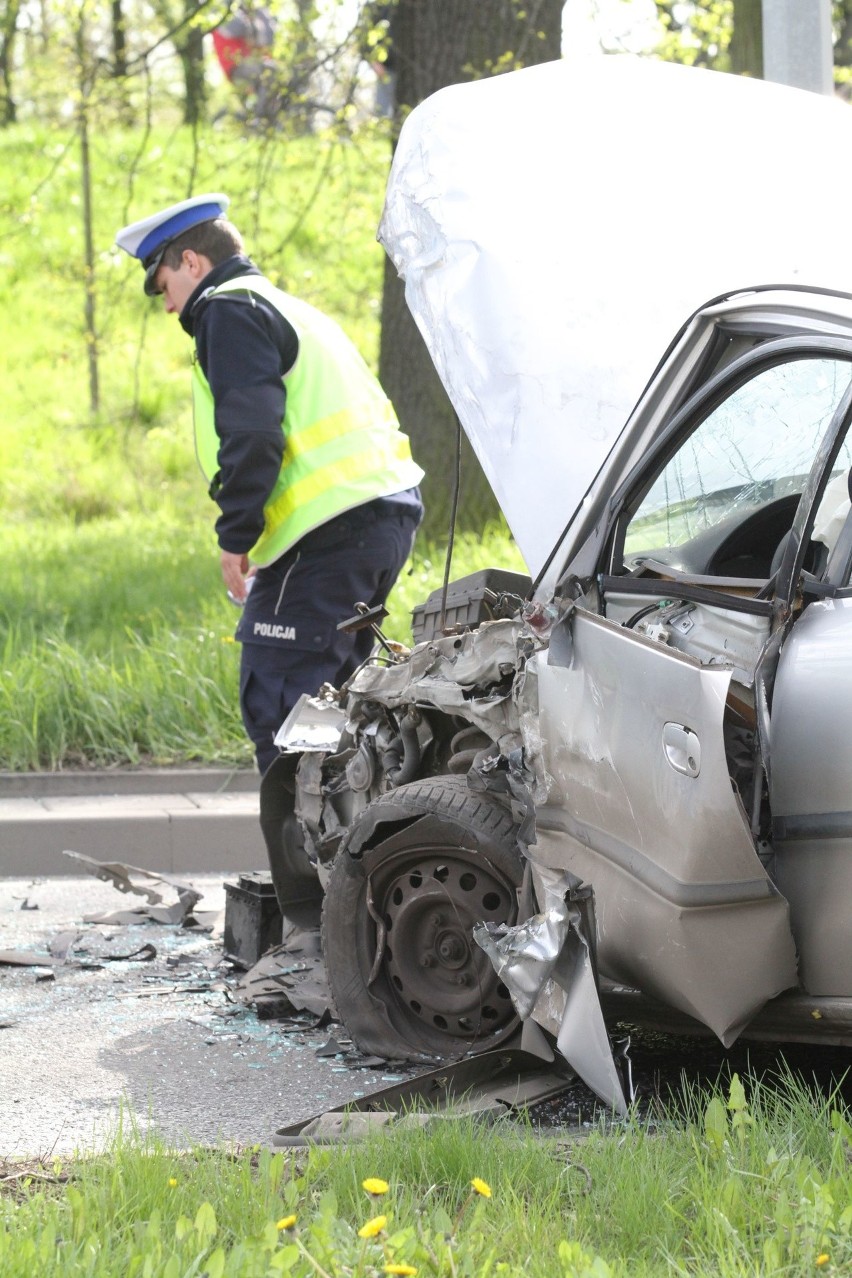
[663,722,701,778]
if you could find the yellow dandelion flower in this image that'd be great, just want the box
[276,1215,297,1231]
[168,1178,178,1187]
[816,1256,830,1268]
[358,1214,388,1239]
[362,1177,389,1196]
[384,1265,417,1276]
[470,1177,492,1198]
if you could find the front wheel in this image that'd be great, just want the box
[321,777,523,1060]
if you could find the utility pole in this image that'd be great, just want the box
[761,0,833,94]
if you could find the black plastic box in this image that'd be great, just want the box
[411,568,532,644]
[223,872,283,969]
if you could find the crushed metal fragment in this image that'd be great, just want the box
[232,926,332,1020]
[0,949,54,967]
[62,851,218,929]
[474,875,631,1116]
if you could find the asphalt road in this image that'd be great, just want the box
[4,873,849,1160]
[0,873,407,1159]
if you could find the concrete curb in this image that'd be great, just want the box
[0,769,267,878]
[0,767,258,798]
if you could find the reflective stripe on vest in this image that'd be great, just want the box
[191,275,423,566]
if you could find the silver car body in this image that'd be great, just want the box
[275,58,852,1107]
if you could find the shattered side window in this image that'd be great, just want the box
[626,357,852,561]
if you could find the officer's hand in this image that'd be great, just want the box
[221,550,250,603]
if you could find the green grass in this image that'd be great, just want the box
[0,514,524,770]
[1,1075,850,1275]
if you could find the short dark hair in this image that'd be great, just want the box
[160,217,244,269]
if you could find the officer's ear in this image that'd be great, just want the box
[182,248,213,280]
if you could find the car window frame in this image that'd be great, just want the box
[600,335,852,617]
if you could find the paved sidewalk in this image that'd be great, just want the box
[0,769,266,877]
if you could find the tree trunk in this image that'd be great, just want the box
[0,0,21,125]
[177,0,207,125]
[834,0,852,97]
[729,0,763,77]
[76,10,99,416]
[111,0,128,76]
[379,0,563,537]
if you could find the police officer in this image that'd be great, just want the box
[116,194,424,776]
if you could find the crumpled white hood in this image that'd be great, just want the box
[379,56,852,578]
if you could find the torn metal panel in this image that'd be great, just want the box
[272,1048,577,1146]
[89,942,157,963]
[0,941,156,970]
[81,906,219,928]
[0,949,54,967]
[49,931,82,961]
[525,607,799,1045]
[599,986,852,1047]
[63,851,201,911]
[62,851,217,927]
[474,876,629,1116]
[232,925,331,1019]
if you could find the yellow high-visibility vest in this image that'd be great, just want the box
[192,275,423,566]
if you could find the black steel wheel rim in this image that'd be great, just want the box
[365,841,518,1046]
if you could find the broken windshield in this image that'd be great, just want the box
[626,356,852,563]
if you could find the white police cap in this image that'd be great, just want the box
[115,193,230,295]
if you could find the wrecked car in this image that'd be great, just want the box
[259,56,852,1110]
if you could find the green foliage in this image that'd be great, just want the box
[1,1077,850,1275]
[4,0,367,133]
[654,0,852,90]
[651,1,734,70]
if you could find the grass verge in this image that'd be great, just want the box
[1,1074,850,1276]
[0,515,525,770]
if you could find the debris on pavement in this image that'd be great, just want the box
[0,939,157,972]
[232,924,331,1019]
[272,1049,578,1146]
[62,850,221,928]
[2,864,416,1096]
[49,930,82,960]
[95,942,158,963]
[0,873,434,1157]
[0,949,55,967]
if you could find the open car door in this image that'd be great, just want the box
[524,341,852,1044]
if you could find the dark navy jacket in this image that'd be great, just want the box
[180,255,421,556]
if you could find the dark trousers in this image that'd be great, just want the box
[236,503,419,774]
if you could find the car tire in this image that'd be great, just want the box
[321,775,523,1061]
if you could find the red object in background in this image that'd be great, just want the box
[212,29,252,82]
